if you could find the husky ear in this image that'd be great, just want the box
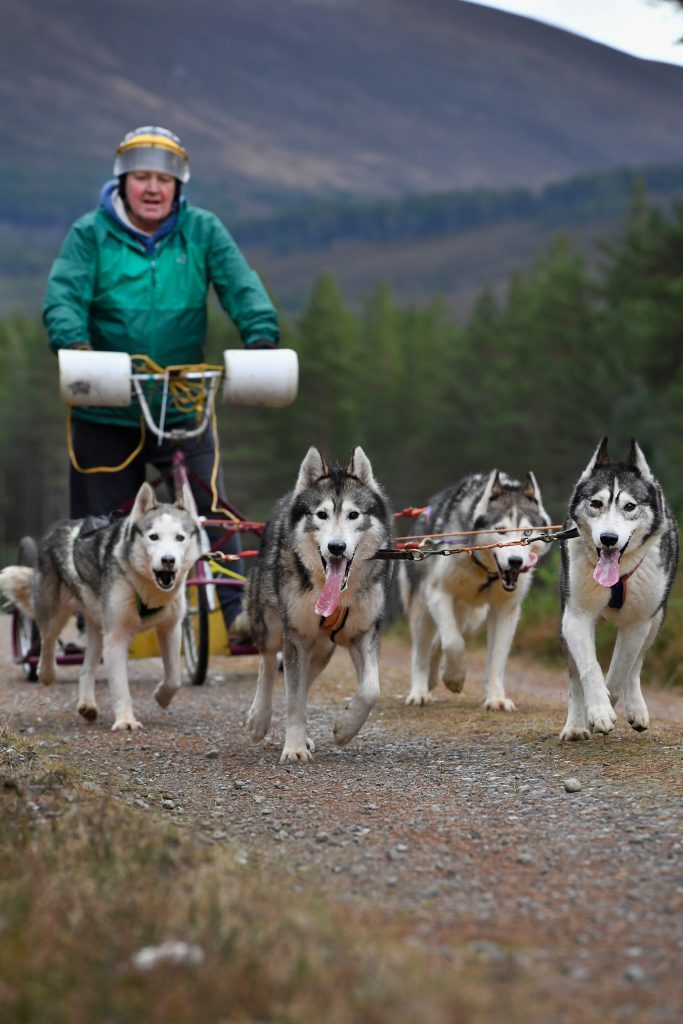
[295,447,328,493]
[129,481,157,521]
[627,438,655,482]
[522,471,541,504]
[175,481,199,518]
[579,436,610,480]
[472,469,502,522]
[347,446,377,488]
[523,470,552,526]
[489,470,504,500]
[595,437,611,466]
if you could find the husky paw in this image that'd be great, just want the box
[559,723,591,741]
[280,745,314,764]
[333,704,370,747]
[111,717,143,732]
[405,691,434,706]
[483,697,516,712]
[246,704,272,743]
[442,672,465,694]
[626,701,650,733]
[154,683,179,709]
[38,668,56,687]
[78,703,98,722]
[587,703,616,735]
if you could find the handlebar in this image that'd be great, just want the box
[58,349,299,442]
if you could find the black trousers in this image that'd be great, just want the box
[69,418,244,627]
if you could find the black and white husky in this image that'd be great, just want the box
[245,446,393,763]
[0,482,201,731]
[399,470,550,709]
[559,438,679,740]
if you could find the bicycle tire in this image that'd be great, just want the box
[182,564,209,685]
[13,536,39,681]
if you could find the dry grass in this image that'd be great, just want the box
[0,723,551,1024]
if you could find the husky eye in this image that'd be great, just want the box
[348,510,360,520]
[148,532,159,541]
[175,534,186,542]
[316,510,328,520]
[623,502,636,513]
[589,500,603,510]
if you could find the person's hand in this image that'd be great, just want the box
[66,343,93,350]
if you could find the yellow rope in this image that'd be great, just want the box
[208,399,239,520]
[208,560,246,582]
[66,408,146,474]
[130,354,224,420]
[131,355,235,519]
[68,357,239,532]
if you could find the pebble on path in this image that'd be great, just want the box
[563,778,582,793]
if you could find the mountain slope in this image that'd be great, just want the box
[3,0,683,224]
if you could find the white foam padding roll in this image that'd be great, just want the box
[58,349,132,407]
[222,348,299,406]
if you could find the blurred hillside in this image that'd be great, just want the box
[4,0,683,315]
[3,0,683,224]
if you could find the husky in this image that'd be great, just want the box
[0,482,201,731]
[399,470,550,709]
[559,437,679,740]
[245,446,393,763]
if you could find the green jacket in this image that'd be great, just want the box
[44,197,279,426]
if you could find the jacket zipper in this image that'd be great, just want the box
[149,255,156,358]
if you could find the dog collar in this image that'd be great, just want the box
[320,605,350,643]
[607,558,644,610]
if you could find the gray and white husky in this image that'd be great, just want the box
[399,470,550,709]
[0,482,201,731]
[245,446,393,763]
[559,437,679,740]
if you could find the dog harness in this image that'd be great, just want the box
[135,593,165,619]
[607,559,644,610]
[115,560,165,619]
[471,552,502,591]
[320,605,350,643]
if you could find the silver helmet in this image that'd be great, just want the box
[113,126,191,183]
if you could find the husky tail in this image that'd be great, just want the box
[0,566,35,616]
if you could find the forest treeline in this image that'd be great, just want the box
[0,185,682,559]
[233,164,683,254]
[5,163,683,283]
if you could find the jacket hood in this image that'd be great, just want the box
[99,179,184,254]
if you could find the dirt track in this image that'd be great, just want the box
[1,618,682,1023]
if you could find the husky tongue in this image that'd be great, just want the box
[594,548,621,588]
[315,558,348,617]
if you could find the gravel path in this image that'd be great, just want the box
[1,619,682,1022]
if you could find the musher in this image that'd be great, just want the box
[43,126,280,639]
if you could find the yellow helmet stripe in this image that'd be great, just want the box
[116,134,188,159]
